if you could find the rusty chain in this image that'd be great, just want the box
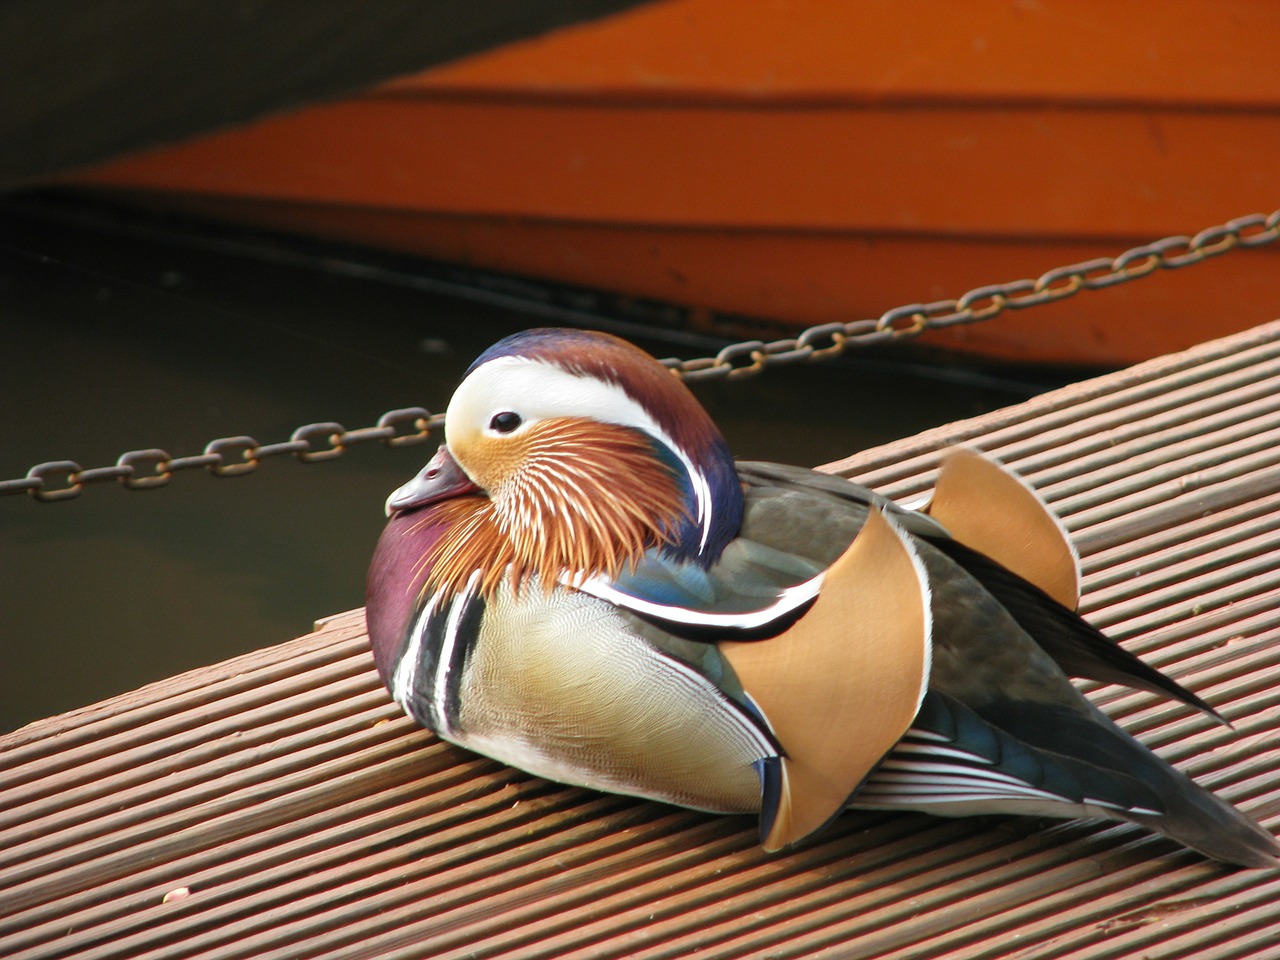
[664,208,1280,381]
[1,409,443,502]
[5,207,1278,502]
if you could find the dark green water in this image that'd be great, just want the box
[0,194,1075,732]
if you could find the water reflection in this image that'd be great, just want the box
[0,195,1073,731]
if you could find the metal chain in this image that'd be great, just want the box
[1,408,442,502]
[661,208,1280,381]
[5,207,1278,502]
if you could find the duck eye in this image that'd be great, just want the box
[488,411,523,434]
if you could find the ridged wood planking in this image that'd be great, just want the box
[3,320,1280,959]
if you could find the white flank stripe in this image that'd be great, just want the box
[857,789,1056,806]
[862,778,1064,802]
[877,759,1033,787]
[903,729,952,743]
[431,570,481,739]
[391,589,442,712]
[573,572,824,630]
[891,741,994,764]
[1083,796,1161,816]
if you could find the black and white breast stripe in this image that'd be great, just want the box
[391,571,484,739]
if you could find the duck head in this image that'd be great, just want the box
[381,328,743,601]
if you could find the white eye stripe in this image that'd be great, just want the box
[453,358,660,434]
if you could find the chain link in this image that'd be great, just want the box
[4,207,1278,501]
[661,207,1280,381]
[2,408,442,502]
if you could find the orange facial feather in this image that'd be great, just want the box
[421,419,689,603]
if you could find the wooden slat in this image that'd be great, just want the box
[4,321,1280,959]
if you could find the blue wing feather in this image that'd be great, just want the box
[574,542,823,633]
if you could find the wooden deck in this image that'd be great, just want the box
[4,321,1280,959]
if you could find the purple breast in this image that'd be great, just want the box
[365,507,452,688]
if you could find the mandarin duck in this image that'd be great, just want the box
[366,328,1278,866]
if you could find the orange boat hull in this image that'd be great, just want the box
[76,0,1280,365]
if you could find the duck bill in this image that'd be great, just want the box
[385,445,480,516]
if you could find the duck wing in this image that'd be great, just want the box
[735,459,1219,719]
